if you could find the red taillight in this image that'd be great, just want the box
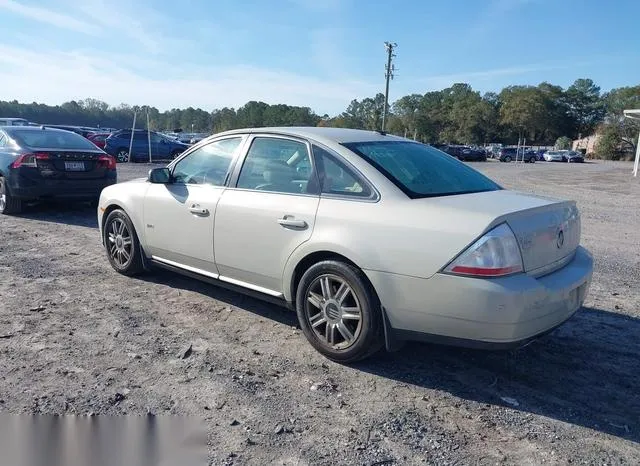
[10,152,50,168]
[443,223,524,278]
[98,154,116,170]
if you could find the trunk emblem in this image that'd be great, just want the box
[557,230,565,248]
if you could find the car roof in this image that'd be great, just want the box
[213,126,407,145]
[1,125,76,134]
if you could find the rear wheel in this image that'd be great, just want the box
[296,260,384,363]
[0,176,22,215]
[103,209,144,276]
[171,150,182,160]
[116,149,130,163]
[503,155,512,162]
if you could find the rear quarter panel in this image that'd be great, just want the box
[281,196,495,302]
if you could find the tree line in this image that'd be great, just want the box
[1,79,638,158]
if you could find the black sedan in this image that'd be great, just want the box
[566,151,585,163]
[0,126,117,214]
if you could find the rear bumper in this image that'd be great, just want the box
[7,172,117,200]
[366,246,593,349]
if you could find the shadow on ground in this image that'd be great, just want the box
[354,306,640,443]
[139,269,297,327]
[137,267,640,445]
[16,201,98,229]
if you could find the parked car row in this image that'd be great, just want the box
[490,147,539,163]
[432,144,488,162]
[103,130,190,163]
[0,117,207,163]
[543,150,585,163]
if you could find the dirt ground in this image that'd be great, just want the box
[1,159,639,465]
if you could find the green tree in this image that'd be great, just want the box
[392,94,422,137]
[555,136,572,150]
[498,85,548,143]
[537,82,572,144]
[594,124,625,160]
[602,85,640,153]
[564,78,605,138]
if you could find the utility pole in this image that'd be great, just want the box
[382,41,397,132]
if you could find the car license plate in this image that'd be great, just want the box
[65,162,85,171]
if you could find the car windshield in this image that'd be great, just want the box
[10,129,98,150]
[342,140,501,198]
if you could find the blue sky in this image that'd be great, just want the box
[0,0,638,115]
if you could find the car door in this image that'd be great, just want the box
[131,132,148,160]
[213,135,320,295]
[154,133,173,160]
[143,136,246,275]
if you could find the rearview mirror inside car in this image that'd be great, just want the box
[148,167,171,184]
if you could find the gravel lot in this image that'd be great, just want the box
[1,159,639,465]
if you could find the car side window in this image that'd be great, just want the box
[149,133,162,143]
[236,137,316,194]
[172,137,242,186]
[312,145,371,198]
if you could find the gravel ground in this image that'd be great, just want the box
[1,159,639,465]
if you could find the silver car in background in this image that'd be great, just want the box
[97,127,593,362]
[544,150,567,162]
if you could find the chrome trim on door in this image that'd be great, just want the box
[151,256,219,279]
[151,256,284,298]
[218,275,284,297]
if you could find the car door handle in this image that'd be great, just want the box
[277,216,308,229]
[188,204,209,216]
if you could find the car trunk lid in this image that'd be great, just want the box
[35,150,109,179]
[415,190,580,275]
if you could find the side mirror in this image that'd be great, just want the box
[148,167,171,184]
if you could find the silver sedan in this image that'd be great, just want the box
[97,127,593,362]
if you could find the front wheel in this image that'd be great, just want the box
[296,260,384,363]
[103,209,144,276]
[503,156,512,162]
[0,176,22,215]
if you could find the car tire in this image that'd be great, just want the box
[503,156,512,162]
[103,209,144,276]
[0,176,22,215]
[296,260,384,363]
[528,157,535,163]
[171,150,182,160]
[116,149,130,163]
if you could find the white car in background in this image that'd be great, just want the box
[97,127,593,362]
[544,150,567,162]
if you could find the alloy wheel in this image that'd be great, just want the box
[116,150,129,163]
[305,274,363,350]
[107,218,133,268]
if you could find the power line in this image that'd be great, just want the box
[382,41,397,132]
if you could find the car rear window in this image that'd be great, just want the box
[10,129,98,150]
[342,140,501,198]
